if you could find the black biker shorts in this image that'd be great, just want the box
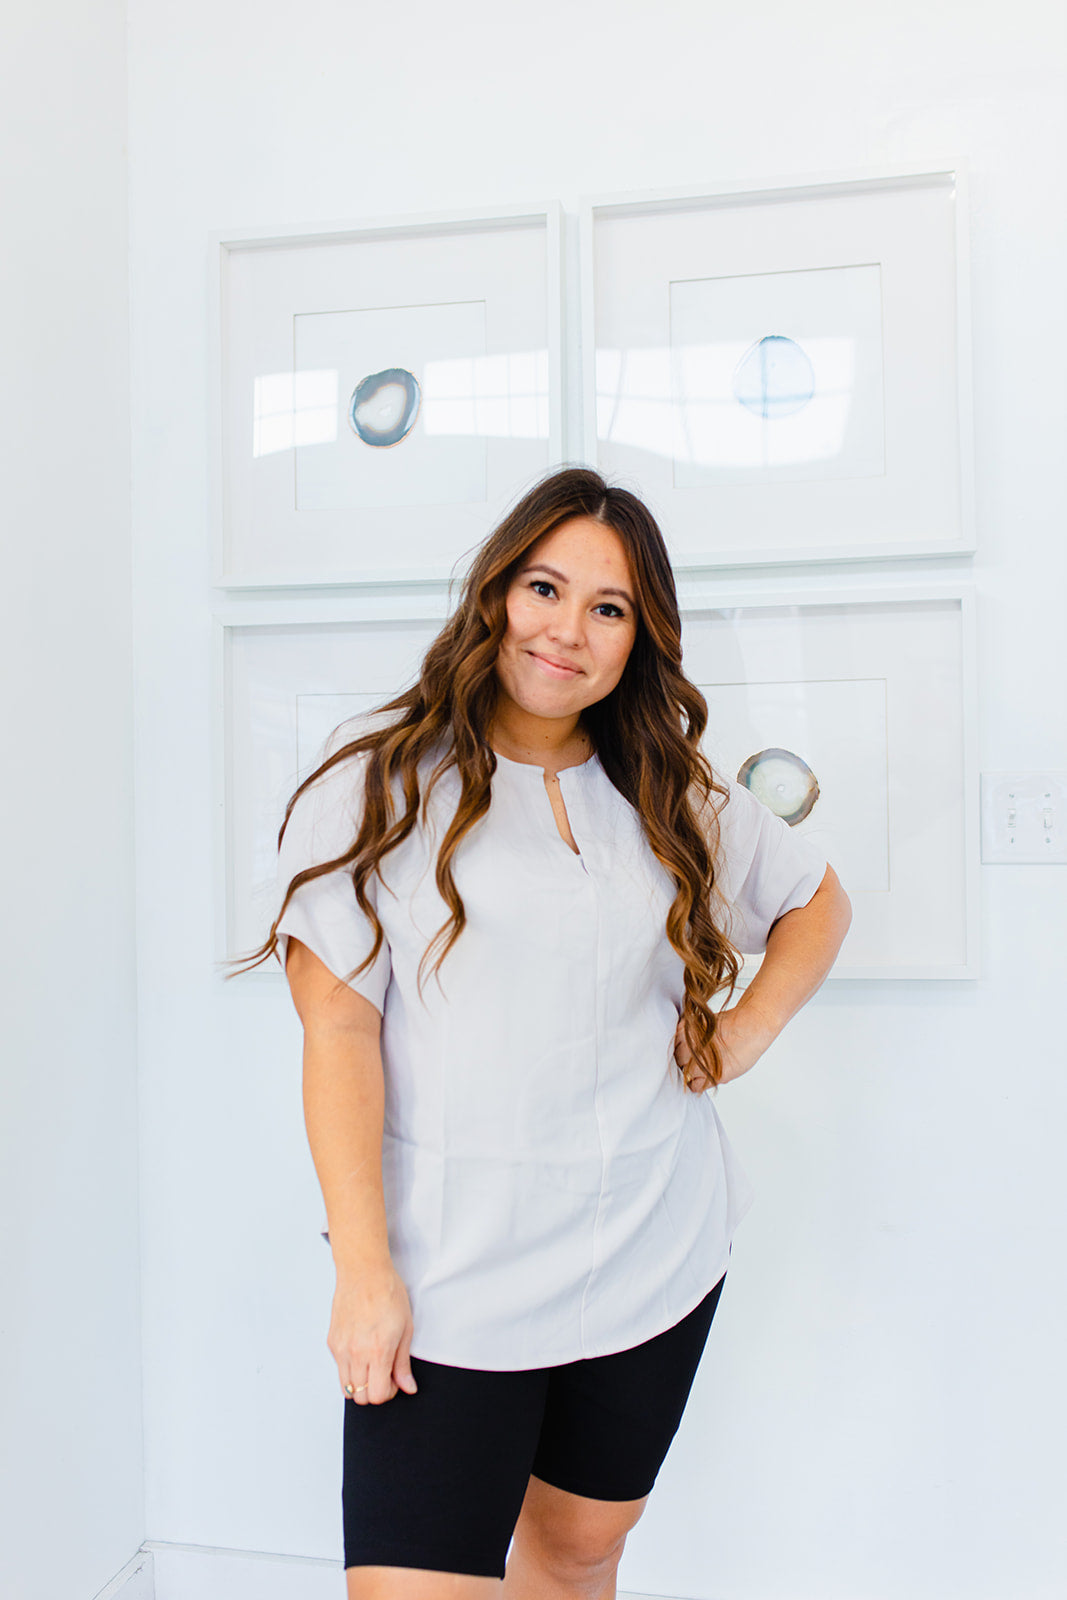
[342,1271,727,1578]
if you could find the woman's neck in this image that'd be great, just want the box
[487,708,590,766]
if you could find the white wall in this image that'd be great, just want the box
[126,2,1067,1597]
[0,4,143,1599]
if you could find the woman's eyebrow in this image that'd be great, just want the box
[519,562,635,607]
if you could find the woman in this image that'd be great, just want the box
[236,465,852,1599]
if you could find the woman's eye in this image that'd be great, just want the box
[526,580,625,620]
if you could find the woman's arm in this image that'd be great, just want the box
[285,936,417,1402]
[677,863,853,1087]
[729,861,852,1054]
[294,954,391,1274]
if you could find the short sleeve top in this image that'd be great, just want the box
[274,720,828,1370]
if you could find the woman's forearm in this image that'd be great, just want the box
[302,1027,393,1280]
[733,865,853,1047]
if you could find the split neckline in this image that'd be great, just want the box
[490,746,599,779]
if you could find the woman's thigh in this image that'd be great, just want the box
[529,1274,727,1504]
[343,1354,549,1585]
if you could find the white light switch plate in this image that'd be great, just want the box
[980,772,1067,863]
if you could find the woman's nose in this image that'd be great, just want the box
[546,605,585,646]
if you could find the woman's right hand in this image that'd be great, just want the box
[327,1260,418,1404]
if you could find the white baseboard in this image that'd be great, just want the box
[135,1541,681,1599]
[92,1549,154,1600]
[146,1541,340,1598]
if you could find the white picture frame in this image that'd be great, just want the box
[678,581,979,978]
[580,167,976,569]
[210,202,565,589]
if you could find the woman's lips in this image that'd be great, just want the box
[528,652,582,679]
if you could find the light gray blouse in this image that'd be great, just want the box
[275,722,829,1369]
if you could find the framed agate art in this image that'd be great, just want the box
[213,599,448,965]
[211,202,564,588]
[679,582,979,978]
[580,169,975,568]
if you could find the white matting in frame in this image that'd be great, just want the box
[581,168,976,567]
[211,202,564,588]
[679,584,979,978]
[214,601,448,967]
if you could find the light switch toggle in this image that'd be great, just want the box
[980,773,1067,863]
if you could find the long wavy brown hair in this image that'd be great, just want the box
[227,465,743,1089]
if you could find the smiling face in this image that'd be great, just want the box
[492,516,639,749]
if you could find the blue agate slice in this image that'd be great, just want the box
[732,334,815,421]
[348,367,421,447]
[737,747,820,824]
